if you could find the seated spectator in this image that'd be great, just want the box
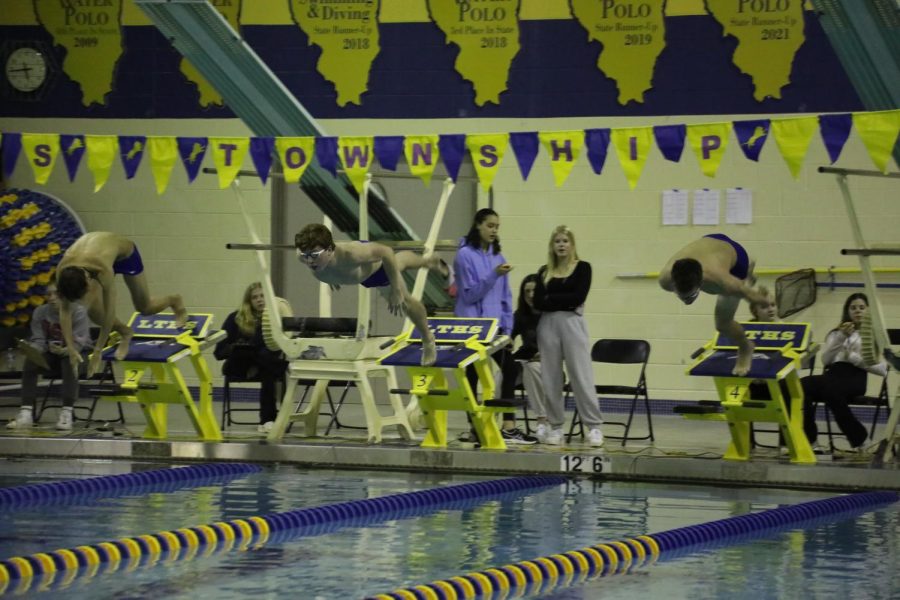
[507,274,551,441]
[214,282,292,433]
[801,293,888,452]
[7,284,91,431]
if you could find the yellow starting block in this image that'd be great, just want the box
[96,313,224,441]
[379,317,520,450]
[676,322,816,464]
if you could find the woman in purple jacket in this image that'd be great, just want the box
[454,208,536,445]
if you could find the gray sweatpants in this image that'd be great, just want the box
[21,353,79,408]
[537,311,603,429]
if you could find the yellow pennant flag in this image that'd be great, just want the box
[687,123,730,178]
[22,133,60,185]
[853,110,900,173]
[771,116,817,179]
[539,130,584,187]
[85,135,117,192]
[403,135,440,187]
[338,136,375,193]
[210,137,249,188]
[276,137,315,184]
[148,136,178,195]
[611,127,653,189]
[467,133,508,191]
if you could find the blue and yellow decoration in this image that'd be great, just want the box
[0,188,83,328]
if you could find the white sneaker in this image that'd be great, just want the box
[56,408,74,431]
[588,428,605,447]
[544,427,564,446]
[7,407,33,429]
[257,421,274,433]
[535,423,549,443]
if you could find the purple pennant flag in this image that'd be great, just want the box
[438,134,466,182]
[177,137,208,183]
[374,136,404,171]
[60,134,86,182]
[315,137,338,177]
[584,128,611,174]
[2,132,23,180]
[118,135,147,179]
[819,113,852,164]
[509,132,539,180]
[249,137,275,185]
[652,125,686,163]
[733,119,770,162]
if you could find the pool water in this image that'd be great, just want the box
[0,459,896,599]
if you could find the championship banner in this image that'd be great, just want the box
[853,110,900,174]
[539,130,584,187]
[771,116,817,179]
[149,136,178,195]
[467,133,508,191]
[403,135,440,186]
[687,122,729,178]
[612,126,652,189]
[85,135,117,192]
[210,137,249,188]
[339,136,375,193]
[22,133,59,185]
[276,137,315,184]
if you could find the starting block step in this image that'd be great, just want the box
[484,398,526,408]
[90,384,159,396]
[674,404,721,415]
[390,388,450,396]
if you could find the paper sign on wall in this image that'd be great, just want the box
[693,189,720,225]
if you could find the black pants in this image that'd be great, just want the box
[465,347,517,422]
[801,362,868,448]
[223,353,286,424]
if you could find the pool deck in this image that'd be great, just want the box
[0,401,897,492]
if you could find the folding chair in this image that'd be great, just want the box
[35,360,123,425]
[821,373,890,452]
[567,339,654,446]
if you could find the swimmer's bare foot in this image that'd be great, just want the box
[421,335,437,367]
[733,342,754,376]
[114,330,133,361]
[172,295,188,328]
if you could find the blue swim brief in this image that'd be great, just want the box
[704,233,750,280]
[113,245,145,276]
[361,265,390,288]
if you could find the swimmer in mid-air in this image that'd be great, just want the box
[294,224,451,366]
[659,234,768,376]
[56,232,187,376]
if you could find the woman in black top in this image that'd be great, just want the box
[533,226,604,446]
[214,282,289,433]
[510,274,551,440]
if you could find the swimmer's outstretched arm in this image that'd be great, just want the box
[59,298,81,372]
[93,271,118,364]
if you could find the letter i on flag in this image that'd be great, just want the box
[611,127,652,189]
[403,135,440,186]
[276,137,315,184]
[538,130,584,187]
[466,133,508,191]
[85,135,118,192]
[338,136,374,193]
[22,133,60,185]
[210,137,250,188]
[687,123,729,178]
[149,137,178,195]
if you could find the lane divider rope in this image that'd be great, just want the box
[0,475,566,595]
[365,490,899,600]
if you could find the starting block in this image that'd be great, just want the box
[677,322,816,464]
[380,317,519,450]
[96,313,224,441]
